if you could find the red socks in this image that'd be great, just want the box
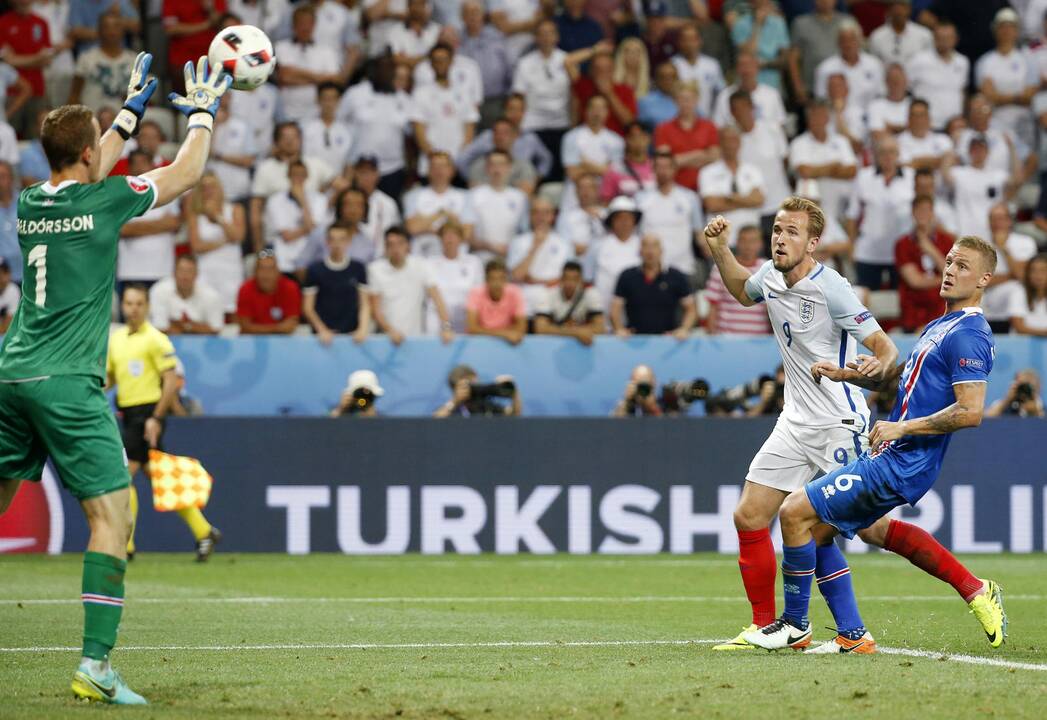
[738,528,777,626]
[884,520,985,602]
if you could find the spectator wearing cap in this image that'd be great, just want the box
[612,234,696,339]
[942,134,1020,246]
[533,260,604,345]
[562,95,625,196]
[787,0,849,107]
[638,61,680,131]
[339,55,413,197]
[983,203,1039,334]
[868,0,932,66]
[490,0,543,65]
[814,21,885,116]
[594,196,642,315]
[711,50,786,129]
[845,136,914,290]
[413,28,484,119]
[825,73,868,155]
[352,156,403,257]
[149,255,225,335]
[636,150,704,276]
[572,47,637,136]
[601,122,655,202]
[457,95,553,181]
[654,83,719,191]
[733,91,790,232]
[0,258,19,334]
[895,194,954,334]
[866,64,911,142]
[301,83,354,177]
[556,172,607,279]
[508,197,572,311]
[907,21,968,131]
[187,172,247,315]
[389,0,441,67]
[369,226,454,344]
[699,127,766,249]
[162,0,225,94]
[209,98,258,204]
[364,0,408,59]
[275,4,346,123]
[705,225,771,335]
[265,161,332,273]
[457,0,511,126]
[788,99,858,229]
[729,0,789,92]
[0,160,17,283]
[465,150,529,259]
[302,223,371,345]
[67,13,134,114]
[331,370,384,418]
[557,0,602,53]
[670,23,724,121]
[236,250,302,335]
[977,8,1039,151]
[404,151,473,258]
[466,258,527,343]
[956,94,1035,179]
[898,99,954,172]
[428,222,484,333]
[411,43,479,176]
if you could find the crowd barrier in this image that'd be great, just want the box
[6,417,1043,555]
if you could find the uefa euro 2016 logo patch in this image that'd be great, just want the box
[959,358,985,369]
[854,311,872,325]
[800,298,815,324]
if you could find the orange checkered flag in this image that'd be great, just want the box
[147,449,213,512]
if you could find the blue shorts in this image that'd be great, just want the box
[804,454,909,539]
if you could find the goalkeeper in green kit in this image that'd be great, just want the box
[0,53,231,705]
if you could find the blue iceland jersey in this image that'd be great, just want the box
[878,307,995,503]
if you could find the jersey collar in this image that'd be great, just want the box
[40,179,79,194]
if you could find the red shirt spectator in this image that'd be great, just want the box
[0,2,51,97]
[573,76,637,136]
[654,85,718,190]
[236,252,301,334]
[895,228,954,333]
[162,0,226,92]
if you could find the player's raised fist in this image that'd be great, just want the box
[703,215,731,248]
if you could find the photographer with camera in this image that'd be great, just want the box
[433,364,522,417]
[611,364,663,417]
[331,370,384,418]
[704,365,786,417]
[986,369,1045,418]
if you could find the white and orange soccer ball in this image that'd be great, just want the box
[208,24,276,91]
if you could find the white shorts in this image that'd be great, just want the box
[746,416,869,493]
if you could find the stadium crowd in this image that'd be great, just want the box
[0,0,1046,344]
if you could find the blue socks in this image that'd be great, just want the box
[781,540,816,629]
[815,542,866,639]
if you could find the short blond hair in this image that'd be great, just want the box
[954,236,998,274]
[778,196,825,240]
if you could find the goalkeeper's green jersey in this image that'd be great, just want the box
[0,175,158,384]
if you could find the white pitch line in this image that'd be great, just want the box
[2,594,1045,606]
[0,639,1044,673]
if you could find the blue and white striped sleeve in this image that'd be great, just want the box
[819,270,882,342]
[743,260,774,303]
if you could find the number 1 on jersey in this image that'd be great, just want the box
[28,245,47,307]
[782,321,792,348]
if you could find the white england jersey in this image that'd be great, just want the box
[744,261,880,429]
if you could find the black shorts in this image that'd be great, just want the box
[118,403,163,464]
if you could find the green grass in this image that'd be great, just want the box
[1,553,1046,719]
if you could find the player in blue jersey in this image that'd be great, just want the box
[745,235,1008,651]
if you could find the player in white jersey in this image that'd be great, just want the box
[704,197,899,653]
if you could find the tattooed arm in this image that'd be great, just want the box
[868,381,987,447]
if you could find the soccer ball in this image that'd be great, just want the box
[208,25,276,92]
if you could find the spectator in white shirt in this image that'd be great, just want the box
[403,151,473,258]
[364,0,408,56]
[867,64,911,141]
[67,12,133,114]
[814,20,885,114]
[594,195,642,315]
[956,94,1036,180]
[275,4,345,122]
[301,83,354,177]
[711,50,785,128]
[368,226,454,344]
[463,117,541,194]
[943,134,1020,245]
[789,99,858,226]
[489,0,542,65]
[265,161,332,274]
[698,126,766,248]
[1010,254,1047,336]
[0,258,19,334]
[352,156,402,257]
[465,149,529,258]
[117,151,182,292]
[984,203,1040,332]
[208,98,257,203]
[825,72,868,155]
[845,135,915,290]
[907,21,968,130]
[532,259,604,344]
[977,8,1039,150]
[508,196,572,311]
[898,99,955,172]
[149,255,225,335]
[389,0,441,68]
[411,43,479,176]
[868,0,932,67]
[671,23,725,120]
[427,221,484,333]
[186,172,247,316]
[561,94,625,209]
[732,90,790,229]
[637,150,704,275]
[556,171,606,279]
[413,33,483,115]
[314,1,363,74]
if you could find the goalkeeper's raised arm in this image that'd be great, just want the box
[98,51,158,175]
[144,58,233,209]
[703,215,758,308]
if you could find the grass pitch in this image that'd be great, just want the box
[1,553,1045,719]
